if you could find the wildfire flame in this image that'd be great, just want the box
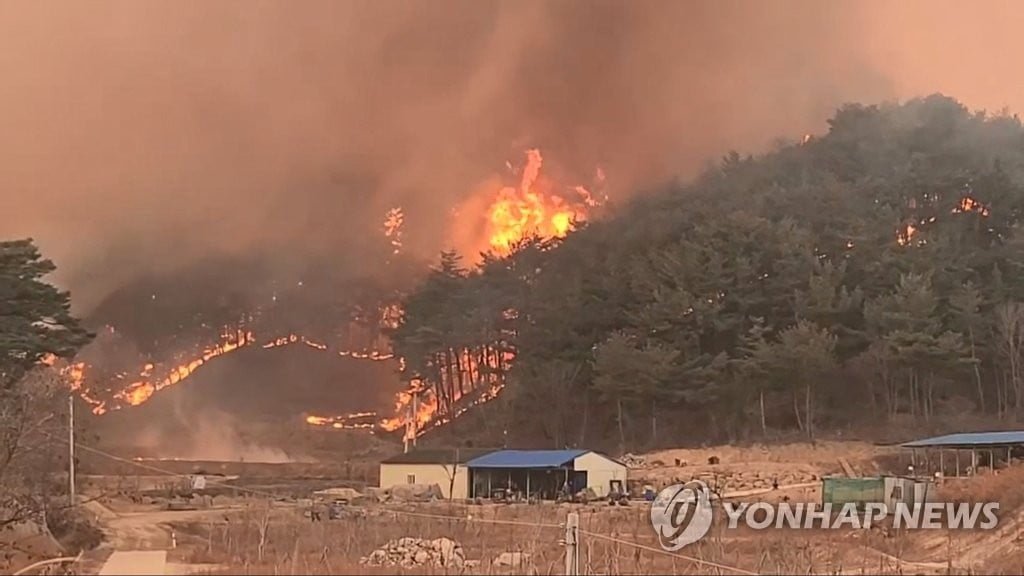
[384,207,404,255]
[54,151,596,439]
[486,149,599,255]
[378,152,595,438]
[62,325,398,417]
[954,196,990,217]
[898,195,991,246]
[380,347,513,441]
[114,329,255,409]
[897,222,918,246]
[305,411,378,430]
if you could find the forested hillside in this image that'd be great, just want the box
[391,95,1024,450]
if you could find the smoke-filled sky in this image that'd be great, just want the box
[2,0,1023,312]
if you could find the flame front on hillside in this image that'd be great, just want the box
[54,151,598,441]
[62,329,396,417]
[305,411,378,430]
[114,329,255,409]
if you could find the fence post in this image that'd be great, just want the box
[564,511,579,575]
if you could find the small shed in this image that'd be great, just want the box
[378,448,495,500]
[822,475,933,510]
[466,449,627,499]
[821,476,884,509]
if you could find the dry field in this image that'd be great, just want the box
[16,440,1024,575]
[150,495,1018,575]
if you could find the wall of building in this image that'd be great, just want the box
[573,452,627,497]
[378,463,470,499]
[882,476,934,509]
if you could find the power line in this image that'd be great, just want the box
[59,435,555,529]
[43,432,281,500]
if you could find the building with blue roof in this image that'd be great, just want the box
[900,431,1024,449]
[465,449,627,499]
[377,448,628,500]
[899,430,1024,477]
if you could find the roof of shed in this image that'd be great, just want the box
[466,449,589,468]
[900,431,1024,448]
[380,448,496,465]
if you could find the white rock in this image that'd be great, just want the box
[493,551,532,568]
[364,537,465,568]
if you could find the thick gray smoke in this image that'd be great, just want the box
[1,0,1022,311]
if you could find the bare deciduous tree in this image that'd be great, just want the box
[0,367,65,529]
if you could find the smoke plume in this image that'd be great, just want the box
[1,1,1022,311]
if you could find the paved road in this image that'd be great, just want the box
[98,551,167,575]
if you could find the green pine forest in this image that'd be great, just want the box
[389,95,1024,451]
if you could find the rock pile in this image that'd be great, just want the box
[367,483,445,503]
[621,453,646,468]
[313,487,364,502]
[360,537,465,569]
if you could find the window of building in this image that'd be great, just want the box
[407,474,416,484]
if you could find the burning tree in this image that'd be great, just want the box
[0,239,92,390]
[382,150,603,440]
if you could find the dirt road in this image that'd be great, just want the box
[83,500,246,550]
[81,501,242,575]
[98,551,167,576]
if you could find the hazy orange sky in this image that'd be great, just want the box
[1,1,1022,310]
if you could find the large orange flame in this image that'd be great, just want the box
[485,149,596,255]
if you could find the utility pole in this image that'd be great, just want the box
[411,389,418,449]
[563,511,579,575]
[68,394,76,507]
[403,388,419,454]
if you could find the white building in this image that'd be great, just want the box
[378,448,493,500]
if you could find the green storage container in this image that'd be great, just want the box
[821,476,884,509]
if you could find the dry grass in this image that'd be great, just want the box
[156,500,948,575]
[938,463,1024,509]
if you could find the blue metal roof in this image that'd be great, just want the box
[901,431,1024,448]
[466,449,589,468]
